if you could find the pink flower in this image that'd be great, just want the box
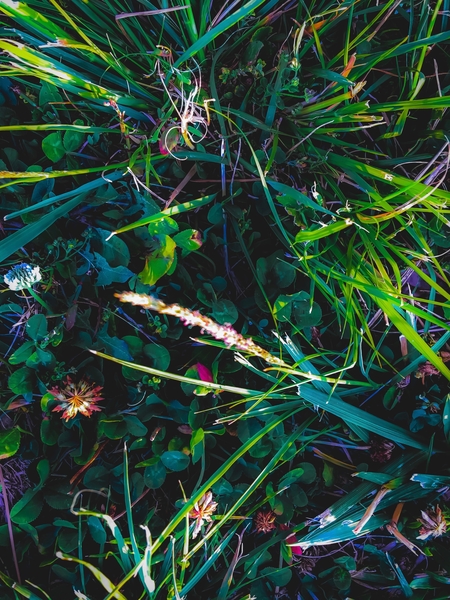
[196,363,213,382]
[286,533,303,555]
[279,524,303,555]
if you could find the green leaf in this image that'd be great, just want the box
[112,194,216,236]
[280,467,305,487]
[88,516,107,545]
[40,418,59,446]
[94,229,130,267]
[10,489,43,524]
[292,296,322,328]
[123,336,144,358]
[139,235,176,285]
[211,300,238,325]
[93,324,133,361]
[36,458,50,489]
[42,132,65,162]
[160,450,190,472]
[143,344,171,371]
[58,528,81,553]
[83,466,110,490]
[26,314,48,341]
[261,566,292,586]
[242,40,264,64]
[26,348,55,369]
[98,416,128,440]
[300,387,428,450]
[124,415,148,437]
[444,394,450,441]
[8,341,35,365]
[190,428,205,465]
[63,122,85,152]
[286,483,308,507]
[8,366,34,394]
[172,229,202,256]
[267,179,335,216]
[274,295,292,322]
[148,216,179,236]
[383,386,399,411]
[207,204,225,225]
[189,398,206,429]
[334,556,357,571]
[410,473,450,489]
[45,482,74,510]
[333,567,351,590]
[0,194,85,263]
[295,462,316,484]
[144,460,166,489]
[39,81,63,107]
[93,253,133,286]
[173,0,266,67]
[0,428,20,459]
[181,366,206,396]
[249,437,272,458]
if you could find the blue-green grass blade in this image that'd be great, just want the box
[0,194,85,262]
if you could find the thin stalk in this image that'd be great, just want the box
[26,287,53,313]
[0,464,21,584]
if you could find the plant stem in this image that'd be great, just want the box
[26,287,53,313]
[0,464,21,584]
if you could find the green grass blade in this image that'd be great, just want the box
[0,194,85,262]
[173,0,266,67]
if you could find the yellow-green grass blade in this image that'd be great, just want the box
[108,194,217,238]
[185,418,315,559]
[326,152,450,202]
[56,552,127,599]
[331,250,450,379]
[150,408,303,554]
[90,349,294,399]
[295,219,354,243]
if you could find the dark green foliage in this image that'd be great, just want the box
[0,0,450,598]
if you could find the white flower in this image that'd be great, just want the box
[4,263,42,291]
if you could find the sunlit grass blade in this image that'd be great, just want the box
[107,194,217,238]
[56,552,127,599]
